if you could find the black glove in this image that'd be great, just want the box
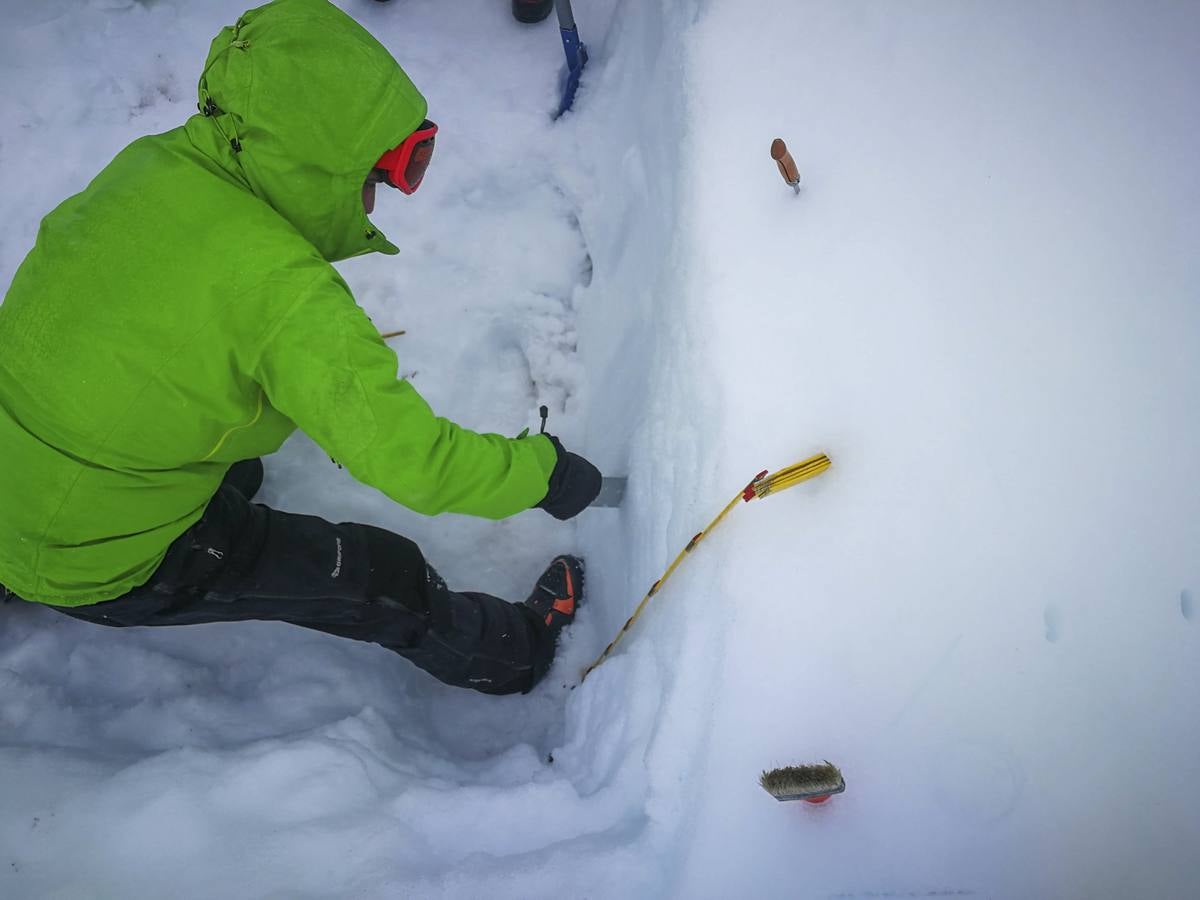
[536,435,602,520]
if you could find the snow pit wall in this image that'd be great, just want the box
[571,0,717,649]
[556,0,737,890]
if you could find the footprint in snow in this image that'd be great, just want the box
[1182,590,1195,622]
[1043,605,1062,644]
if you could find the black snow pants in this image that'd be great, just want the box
[39,460,556,695]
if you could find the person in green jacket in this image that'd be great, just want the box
[0,0,600,695]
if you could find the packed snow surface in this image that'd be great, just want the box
[2,1,1199,898]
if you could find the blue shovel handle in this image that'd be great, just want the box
[555,0,588,116]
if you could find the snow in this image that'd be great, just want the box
[678,4,1200,898]
[2,0,1199,897]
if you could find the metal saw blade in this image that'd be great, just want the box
[590,476,627,508]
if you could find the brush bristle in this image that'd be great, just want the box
[759,761,845,800]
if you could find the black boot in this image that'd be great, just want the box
[512,0,554,24]
[523,555,584,636]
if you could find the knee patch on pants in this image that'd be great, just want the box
[361,525,432,619]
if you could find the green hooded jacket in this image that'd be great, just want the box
[0,0,557,607]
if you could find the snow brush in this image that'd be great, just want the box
[580,453,832,682]
[760,761,846,804]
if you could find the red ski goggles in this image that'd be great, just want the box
[374,119,438,195]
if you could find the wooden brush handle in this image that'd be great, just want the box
[771,138,800,185]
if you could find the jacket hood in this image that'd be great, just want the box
[192,0,426,261]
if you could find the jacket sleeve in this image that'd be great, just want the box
[253,273,558,519]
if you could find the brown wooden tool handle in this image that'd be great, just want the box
[771,138,800,185]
